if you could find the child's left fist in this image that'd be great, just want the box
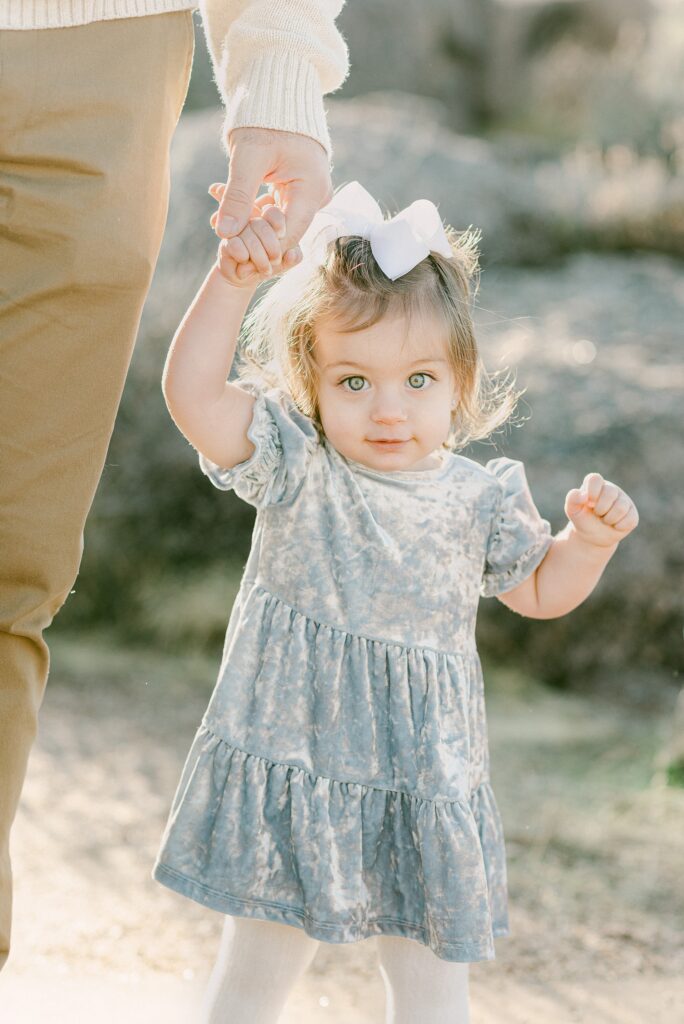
[565,472,639,547]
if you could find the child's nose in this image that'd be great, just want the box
[371,402,408,425]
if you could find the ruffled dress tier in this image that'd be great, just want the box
[153,382,553,962]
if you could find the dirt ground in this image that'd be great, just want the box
[2,632,683,1023]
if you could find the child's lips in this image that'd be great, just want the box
[368,438,411,449]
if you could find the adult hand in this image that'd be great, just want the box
[215,127,334,256]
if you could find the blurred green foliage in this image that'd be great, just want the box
[502,9,684,166]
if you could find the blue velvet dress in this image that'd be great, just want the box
[153,381,553,962]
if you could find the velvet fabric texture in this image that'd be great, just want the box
[153,382,553,962]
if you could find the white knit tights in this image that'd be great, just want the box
[376,933,471,1024]
[201,916,470,1024]
[201,916,319,1023]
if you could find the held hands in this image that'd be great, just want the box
[565,473,639,548]
[214,126,333,248]
[209,182,303,289]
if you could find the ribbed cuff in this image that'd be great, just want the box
[222,51,332,161]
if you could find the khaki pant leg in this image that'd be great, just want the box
[0,10,195,969]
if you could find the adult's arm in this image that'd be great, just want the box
[198,0,350,161]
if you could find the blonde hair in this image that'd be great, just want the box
[237,224,521,450]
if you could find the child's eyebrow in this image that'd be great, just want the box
[324,357,448,370]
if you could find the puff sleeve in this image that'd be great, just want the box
[198,381,320,508]
[480,457,554,598]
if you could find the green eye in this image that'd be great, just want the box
[408,373,428,389]
[344,376,366,391]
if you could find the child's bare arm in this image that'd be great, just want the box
[162,267,259,468]
[498,472,639,619]
[162,201,300,470]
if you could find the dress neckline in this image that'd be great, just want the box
[327,441,453,481]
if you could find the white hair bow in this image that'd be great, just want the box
[277,180,453,281]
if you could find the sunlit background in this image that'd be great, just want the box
[6,2,683,1020]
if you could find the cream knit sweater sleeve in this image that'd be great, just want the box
[0,1,350,159]
[200,0,350,159]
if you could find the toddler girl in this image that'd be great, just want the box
[153,181,638,1023]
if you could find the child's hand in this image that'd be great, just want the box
[208,183,302,288]
[565,472,639,548]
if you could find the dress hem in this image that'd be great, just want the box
[152,862,506,962]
